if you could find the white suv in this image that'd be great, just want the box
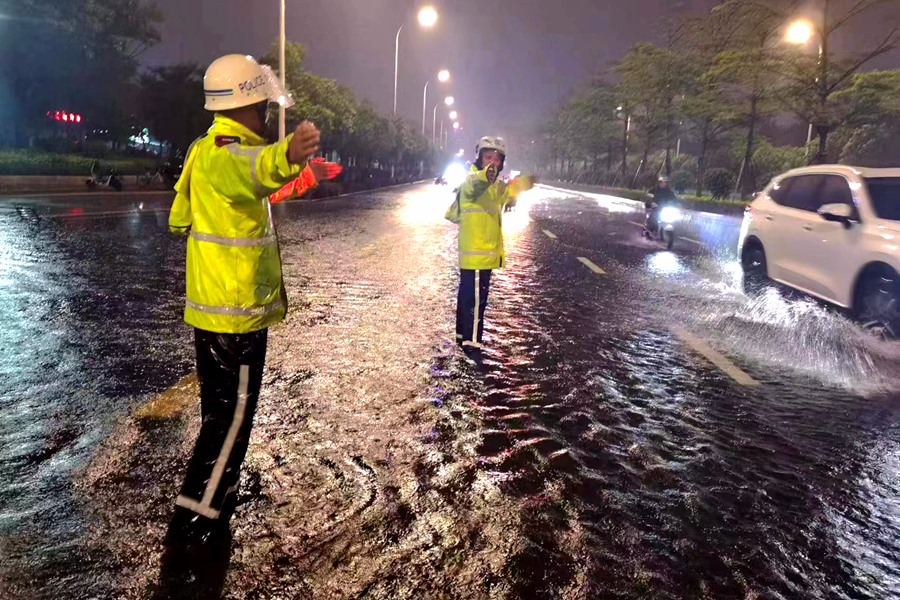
[738,165,900,337]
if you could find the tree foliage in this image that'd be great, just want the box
[260,40,433,171]
[534,0,900,194]
[137,64,207,154]
[0,0,162,145]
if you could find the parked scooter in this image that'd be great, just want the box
[86,161,123,191]
[138,160,180,189]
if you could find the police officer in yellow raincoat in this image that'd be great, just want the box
[167,54,337,524]
[445,136,536,351]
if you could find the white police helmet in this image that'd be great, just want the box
[203,54,294,112]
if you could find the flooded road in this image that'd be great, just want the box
[1,184,899,599]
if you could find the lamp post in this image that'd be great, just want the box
[787,20,825,155]
[423,69,449,135]
[278,0,286,140]
[395,7,438,116]
[432,96,454,146]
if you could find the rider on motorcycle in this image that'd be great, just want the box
[644,175,677,235]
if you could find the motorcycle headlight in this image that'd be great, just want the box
[660,206,681,223]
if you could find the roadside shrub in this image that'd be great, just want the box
[669,170,693,193]
[705,168,736,200]
[0,150,157,176]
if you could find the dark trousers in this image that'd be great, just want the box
[176,328,268,520]
[456,269,492,346]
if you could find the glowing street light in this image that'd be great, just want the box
[395,7,439,116]
[423,70,450,135]
[431,98,456,146]
[449,111,458,119]
[418,6,438,27]
[787,21,812,44]
[453,122,460,130]
[787,20,823,150]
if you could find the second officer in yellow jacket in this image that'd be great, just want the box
[445,136,535,351]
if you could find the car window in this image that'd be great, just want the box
[768,177,794,204]
[777,175,824,212]
[819,175,855,209]
[865,177,900,222]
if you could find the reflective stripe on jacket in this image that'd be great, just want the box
[445,168,531,270]
[168,114,303,333]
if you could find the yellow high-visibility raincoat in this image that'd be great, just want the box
[445,168,532,270]
[168,114,310,333]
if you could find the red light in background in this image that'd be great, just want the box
[75,114,81,123]
[54,111,61,121]
[62,112,69,122]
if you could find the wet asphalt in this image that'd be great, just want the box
[1,183,900,599]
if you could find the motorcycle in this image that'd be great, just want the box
[643,202,680,250]
[86,164,123,192]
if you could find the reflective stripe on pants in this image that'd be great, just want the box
[176,328,268,520]
[456,269,492,345]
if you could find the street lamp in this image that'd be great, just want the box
[453,122,460,130]
[395,7,438,116]
[449,111,457,120]
[787,19,823,150]
[278,0,287,139]
[787,21,812,44]
[432,96,454,145]
[418,6,437,26]
[423,69,450,135]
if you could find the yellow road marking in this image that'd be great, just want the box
[543,229,557,239]
[577,256,606,275]
[670,326,759,386]
[628,221,645,228]
[681,236,705,246]
[136,372,199,418]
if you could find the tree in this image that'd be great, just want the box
[776,0,900,163]
[681,0,780,194]
[833,70,900,165]
[614,41,697,185]
[261,39,430,174]
[137,64,207,154]
[705,0,793,197]
[0,0,162,146]
[550,81,618,182]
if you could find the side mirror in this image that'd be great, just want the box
[818,203,857,228]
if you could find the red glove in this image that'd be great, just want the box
[309,157,343,181]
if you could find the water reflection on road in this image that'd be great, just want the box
[0,184,899,599]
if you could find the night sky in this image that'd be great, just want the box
[142,0,898,160]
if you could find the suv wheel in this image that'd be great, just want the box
[856,267,900,340]
[742,244,768,296]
